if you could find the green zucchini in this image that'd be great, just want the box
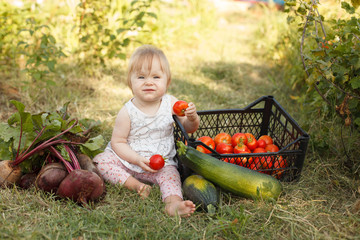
[177,141,283,201]
[183,174,218,214]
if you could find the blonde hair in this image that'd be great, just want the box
[127,45,171,90]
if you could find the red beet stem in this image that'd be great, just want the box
[16,125,47,162]
[13,119,79,166]
[64,145,81,170]
[49,146,74,173]
[15,118,24,160]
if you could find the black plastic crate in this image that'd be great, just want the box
[173,95,310,182]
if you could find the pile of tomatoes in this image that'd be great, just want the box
[195,132,287,178]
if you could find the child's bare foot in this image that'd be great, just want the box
[137,184,152,199]
[165,197,196,217]
[124,176,151,199]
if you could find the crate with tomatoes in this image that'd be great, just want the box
[173,96,309,182]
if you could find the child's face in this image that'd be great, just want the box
[130,56,168,103]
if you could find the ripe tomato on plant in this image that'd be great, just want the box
[231,133,247,147]
[258,135,273,145]
[196,136,215,154]
[216,143,233,154]
[173,100,188,116]
[265,144,279,153]
[245,133,258,151]
[149,154,166,170]
[214,132,231,146]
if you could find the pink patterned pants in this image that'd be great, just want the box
[93,150,183,201]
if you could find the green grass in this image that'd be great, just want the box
[1,1,360,239]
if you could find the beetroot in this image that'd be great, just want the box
[56,169,105,204]
[0,118,79,188]
[0,160,22,187]
[35,163,68,193]
[77,154,103,179]
[18,172,38,189]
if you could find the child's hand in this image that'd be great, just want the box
[185,102,198,122]
[136,156,158,173]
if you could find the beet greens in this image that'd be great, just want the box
[0,100,105,193]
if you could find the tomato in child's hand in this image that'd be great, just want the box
[173,100,188,116]
[149,154,165,170]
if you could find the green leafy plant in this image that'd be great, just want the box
[17,18,66,85]
[285,0,360,127]
[0,2,23,70]
[0,101,104,174]
[76,0,157,66]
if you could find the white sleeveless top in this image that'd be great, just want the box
[106,94,177,173]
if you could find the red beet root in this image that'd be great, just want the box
[35,163,68,193]
[56,169,105,205]
[18,173,38,189]
[77,154,103,179]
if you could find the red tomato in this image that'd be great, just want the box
[253,147,267,166]
[231,133,247,147]
[229,158,236,164]
[235,150,253,166]
[252,148,273,171]
[149,154,165,170]
[173,100,188,116]
[257,139,266,149]
[235,157,247,166]
[216,143,234,154]
[196,136,215,154]
[253,147,266,153]
[245,132,255,140]
[261,157,273,170]
[249,161,260,170]
[235,157,243,165]
[234,143,250,153]
[196,146,206,153]
[258,135,273,145]
[214,132,232,146]
[245,133,258,151]
[265,144,279,153]
[272,157,288,179]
